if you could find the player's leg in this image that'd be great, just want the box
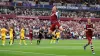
[38,38,41,44]
[37,37,42,45]
[84,39,89,50]
[56,37,60,43]
[9,37,10,44]
[30,36,33,44]
[37,36,40,45]
[10,37,13,45]
[37,39,39,45]
[23,37,27,45]
[50,37,55,44]
[48,29,53,35]
[50,37,53,44]
[19,37,22,45]
[37,39,40,45]
[89,37,95,54]
[84,36,90,50]
[30,38,32,44]
[53,38,56,43]
[2,36,5,46]
[12,36,15,44]
[59,26,64,31]
[48,24,55,35]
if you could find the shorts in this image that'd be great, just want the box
[38,34,43,40]
[86,35,92,41]
[50,22,60,31]
[1,36,6,40]
[10,37,13,40]
[20,36,25,40]
[29,34,33,40]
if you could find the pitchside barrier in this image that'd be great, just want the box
[0,35,96,40]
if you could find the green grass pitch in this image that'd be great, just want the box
[0,39,100,56]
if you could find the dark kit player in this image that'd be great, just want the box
[37,28,44,45]
[84,18,95,54]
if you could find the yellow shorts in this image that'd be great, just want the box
[1,36,6,40]
[10,37,13,40]
[52,37,56,40]
[20,36,25,40]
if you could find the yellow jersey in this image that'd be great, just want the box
[20,28,25,37]
[1,28,7,36]
[56,32,60,38]
[9,28,13,38]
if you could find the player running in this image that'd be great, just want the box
[29,28,33,44]
[19,26,27,45]
[1,26,7,46]
[48,6,64,35]
[37,28,44,45]
[83,18,95,54]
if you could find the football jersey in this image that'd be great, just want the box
[20,28,25,37]
[9,28,13,37]
[85,24,93,35]
[1,28,7,36]
[50,12,59,24]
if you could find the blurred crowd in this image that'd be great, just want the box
[0,18,100,39]
[0,8,100,18]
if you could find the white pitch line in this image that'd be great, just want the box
[0,50,67,56]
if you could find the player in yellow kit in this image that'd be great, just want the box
[55,29,60,43]
[19,27,27,45]
[1,27,7,46]
[50,31,56,44]
[9,27,14,45]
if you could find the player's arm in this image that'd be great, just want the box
[91,24,95,32]
[6,29,8,32]
[56,11,61,20]
[84,25,87,32]
[0,29,2,34]
[87,24,94,31]
[84,25,87,35]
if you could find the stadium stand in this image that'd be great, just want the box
[0,0,100,39]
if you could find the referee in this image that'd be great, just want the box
[37,28,44,45]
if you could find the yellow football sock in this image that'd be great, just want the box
[50,39,53,43]
[10,40,13,45]
[23,40,27,45]
[2,40,5,45]
[53,40,56,43]
[19,39,22,45]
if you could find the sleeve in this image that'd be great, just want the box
[84,24,86,29]
[93,24,95,29]
[56,12,61,19]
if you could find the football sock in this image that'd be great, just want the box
[19,40,22,45]
[23,40,27,45]
[2,40,5,45]
[90,44,95,53]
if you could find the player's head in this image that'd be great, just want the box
[21,25,24,29]
[52,6,57,13]
[87,18,91,24]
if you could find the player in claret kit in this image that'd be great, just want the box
[48,6,64,36]
[83,18,95,54]
[29,28,33,44]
